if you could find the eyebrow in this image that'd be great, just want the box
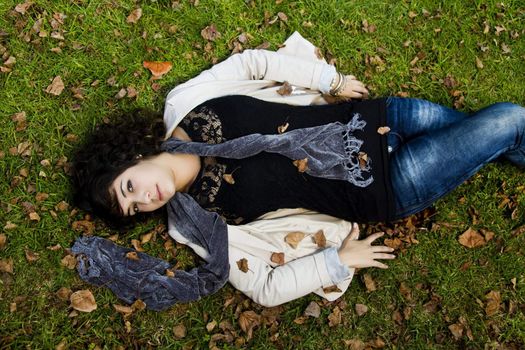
[119,180,130,216]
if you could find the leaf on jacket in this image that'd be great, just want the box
[377,126,391,135]
[238,310,261,340]
[458,227,486,248]
[277,81,293,96]
[277,122,289,134]
[125,251,140,261]
[45,76,64,96]
[358,152,368,169]
[270,252,285,265]
[285,231,305,249]
[223,174,235,185]
[312,230,326,248]
[236,258,249,273]
[143,61,173,80]
[165,268,175,277]
[292,158,309,173]
[70,289,97,313]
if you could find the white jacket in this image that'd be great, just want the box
[164,32,356,307]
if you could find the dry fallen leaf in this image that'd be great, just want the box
[200,24,221,41]
[377,126,391,135]
[328,306,341,327]
[312,230,326,248]
[344,339,366,350]
[277,81,293,96]
[270,252,285,265]
[323,285,342,293]
[475,57,484,69]
[363,273,377,292]
[448,323,464,340]
[45,76,65,96]
[236,258,249,273]
[165,268,175,277]
[458,227,486,248]
[238,311,261,340]
[223,174,235,185]
[56,287,72,301]
[277,122,289,134]
[131,239,144,252]
[14,1,33,14]
[131,299,146,311]
[206,320,217,332]
[292,158,308,173]
[61,254,77,269]
[173,324,187,339]
[0,258,14,274]
[126,8,142,24]
[285,231,305,249]
[0,234,6,250]
[70,290,97,312]
[114,304,134,316]
[358,152,368,169]
[24,249,39,262]
[143,61,173,79]
[304,301,320,318]
[125,251,140,261]
[4,222,17,230]
[72,220,95,235]
[485,290,501,316]
[355,303,368,316]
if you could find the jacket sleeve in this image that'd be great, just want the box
[170,49,336,94]
[228,244,352,308]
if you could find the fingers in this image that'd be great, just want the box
[373,253,396,260]
[349,223,360,240]
[372,246,395,253]
[371,261,389,269]
[365,232,384,243]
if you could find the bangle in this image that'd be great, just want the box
[330,72,346,96]
[329,72,340,92]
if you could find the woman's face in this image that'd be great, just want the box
[111,158,176,216]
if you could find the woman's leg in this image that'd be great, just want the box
[390,102,525,219]
[386,97,467,152]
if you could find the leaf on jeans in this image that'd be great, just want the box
[236,258,249,273]
[458,227,486,248]
[485,290,501,316]
[143,61,172,80]
[277,81,293,96]
[328,306,341,327]
[165,268,175,277]
[270,252,285,265]
[45,76,65,96]
[292,158,309,173]
[277,122,289,134]
[312,230,326,248]
[126,8,142,24]
[285,231,305,249]
[70,289,97,313]
[377,126,391,135]
[223,173,235,185]
[125,251,140,261]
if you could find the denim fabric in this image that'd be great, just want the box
[387,97,525,218]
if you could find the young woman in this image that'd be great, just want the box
[72,32,524,310]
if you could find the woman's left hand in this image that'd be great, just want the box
[337,75,369,99]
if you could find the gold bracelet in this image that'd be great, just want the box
[330,73,346,96]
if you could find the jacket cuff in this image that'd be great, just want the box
[323,247,351,284]
[318,65,336,94]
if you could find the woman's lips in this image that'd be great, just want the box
[156,185,163,201]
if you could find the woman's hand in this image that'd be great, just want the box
[337,75,369,99]
[337,223,395,269]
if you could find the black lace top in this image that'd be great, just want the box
[179,95,393,224]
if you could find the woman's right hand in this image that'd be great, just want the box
[337,223,395,269]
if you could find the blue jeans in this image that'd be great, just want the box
[387,97,525,219]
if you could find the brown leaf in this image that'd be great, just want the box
[143,61,172,79]
[277,81,293,96]
[114,304,133,316]
[0,234,6,250]
[125,251,140,261]
[448,323,464,340]
[377,126,391,135]
[55,201,69,212]
[481,229,495,242]
[363,273,377,292]
[11,111,27,131]
[236,258,249,273]
[270,252,285,265]
[292,158,308,173]
[131,239,144,252]
[293,315,308,324]
[358,152,368,169]
[24,249,39,262]
[277,12,288,22]
[344,339,366,350]
[223,173,235,185]
[328,306,341,327]
[323,285,342,293]
[485,290,501,316]
[35,192,49,202]
[126,8,142,24]
[312,230,326,248]
[238,310,261,340]
[173,324,187,339]
[115,88,127,99]
[0,258,14,274]
[277,122,289,134]
[72,220,95,235]
[304,301,320,318]
[29,212,40,221]
[355,303,368,316]
[458,227,486,248]
[206,320,217,332]
[70,290,97,312]
[45,76,65,96]
[126,86,138,98]
[4,222,17,230]
[475,57,484,69]
[140,232,153,244]
[200,24,221,41]
[14,1,33,14]
[56,287,72,301]
[285,231,305,249]
[165,268,175,277]
[61,254,77,269]
[131,299,146,311]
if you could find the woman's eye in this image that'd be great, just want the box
[133,204,139,214]
[127,180,133,192]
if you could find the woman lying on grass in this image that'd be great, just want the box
[71,32,525,310]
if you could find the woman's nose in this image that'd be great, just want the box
[139,191,152,204]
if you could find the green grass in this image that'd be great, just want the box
[0,0,524,348]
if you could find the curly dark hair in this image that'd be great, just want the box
[71,109,166,227]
